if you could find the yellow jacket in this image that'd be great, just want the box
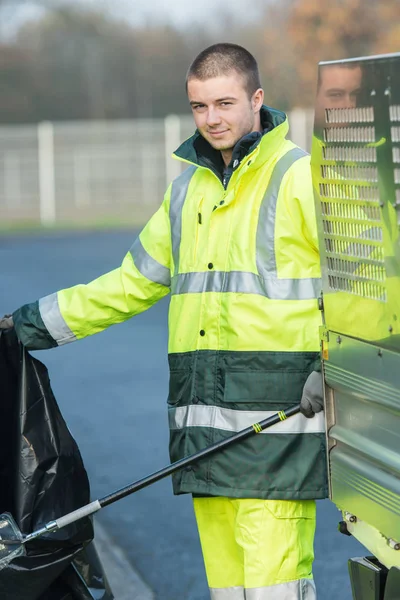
[13,107,327,499]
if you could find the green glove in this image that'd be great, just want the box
[300,370,324,418]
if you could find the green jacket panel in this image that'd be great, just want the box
[168,349,327,499]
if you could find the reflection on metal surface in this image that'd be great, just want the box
[326,258,384,282]
[313,53,400,342]
[321,203,381,221]
[321,165,378,182]
[389,105,400,121]
[323,145,377,162]
[391,126,400,142]
[326,107,374,123]
[326,276,386,302]
[323,336,400,544]
[312,53,400,570]
[319,183,380,200]
[324,126,375,143]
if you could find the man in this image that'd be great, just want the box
[1,44,325,599]
[314,62,363,138]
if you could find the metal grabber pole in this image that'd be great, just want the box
[0,404,301,567]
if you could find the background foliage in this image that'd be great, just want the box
[0,0,399,123]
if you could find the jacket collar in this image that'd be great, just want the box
[173,105,288,181]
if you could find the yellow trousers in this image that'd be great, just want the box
[193,497,317,600]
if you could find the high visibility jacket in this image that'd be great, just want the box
[13,107,327,500]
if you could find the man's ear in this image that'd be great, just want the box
[252,88,264,112]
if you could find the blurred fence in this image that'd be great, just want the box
[0,109,314,228]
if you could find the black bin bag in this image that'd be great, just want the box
[0,329,114,600]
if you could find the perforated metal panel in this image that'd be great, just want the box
[312,52,400,344]
[319,106,386,304]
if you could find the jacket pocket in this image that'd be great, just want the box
[167,369,192,406]
[263,499,316,520]
[223,370,308,405]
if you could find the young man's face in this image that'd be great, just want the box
[187,72,263,163]
[314,65,363,134]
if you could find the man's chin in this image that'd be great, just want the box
[207,138,234,152]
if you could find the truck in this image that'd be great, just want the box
[312,51,400,600]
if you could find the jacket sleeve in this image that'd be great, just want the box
[13,188,172,350]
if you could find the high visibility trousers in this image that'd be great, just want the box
[193,497,317,600]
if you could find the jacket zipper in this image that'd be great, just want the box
[193,197,204,265]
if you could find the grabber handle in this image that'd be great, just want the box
[99,404,302,508]
[24,404,301,541]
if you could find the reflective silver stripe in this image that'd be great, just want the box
[171,270,321,300]
[245,579,316,600]
[169,405,325,434]
[210,587,244,599]
[256,147,321,300]
[169,166,197,274]
[39,293,76,346]
[130,237,171,287]
[257,148,307,276]
[171,271,261,295]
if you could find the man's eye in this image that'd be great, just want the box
[220,102,232,106]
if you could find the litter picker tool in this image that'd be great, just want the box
[0,404,301,569]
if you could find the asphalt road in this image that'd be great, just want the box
[0,231,366,600]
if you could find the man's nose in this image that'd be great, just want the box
[347,94,358,108]
[206,107,222,126]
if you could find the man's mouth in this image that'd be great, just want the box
[209,130,228,137]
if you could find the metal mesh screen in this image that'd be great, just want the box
[324,125,376,143]
[318,114,386,301]
[313,55,400,307]
[392,104,400,227]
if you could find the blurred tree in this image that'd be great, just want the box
[17,7,138,120]
[0,0,399,122]
[130,25,194,118]
[0,43,41,122]
[11,5,213,121]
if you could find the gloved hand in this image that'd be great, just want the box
[0,314,14,329]
[300,370,324,418]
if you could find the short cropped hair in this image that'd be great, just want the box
[186,43,261,98]
[317,63,363,91]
